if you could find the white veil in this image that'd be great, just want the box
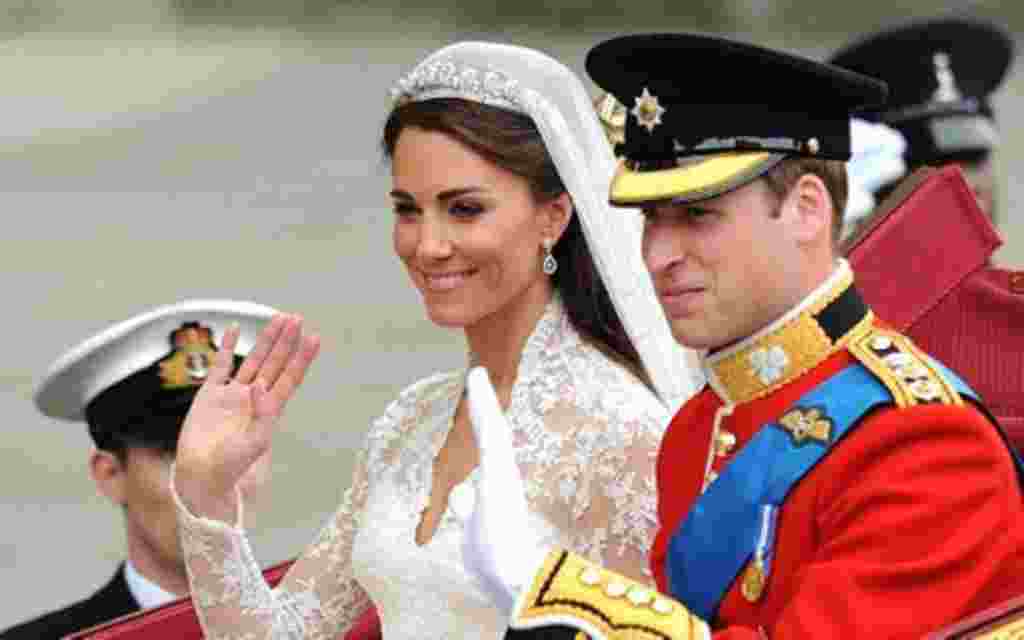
[392,41,702,409]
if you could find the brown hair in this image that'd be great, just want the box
[382,98,648,383]
[762,157,848,245]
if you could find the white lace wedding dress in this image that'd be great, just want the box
[175,297,671,639]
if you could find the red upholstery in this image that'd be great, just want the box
[845,165,1001,331]
[345,606,382,640]
[923,593,1024,638]
[845,165,1024,451]
[62,560,382,640]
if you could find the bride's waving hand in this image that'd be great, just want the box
[174,314,321,522]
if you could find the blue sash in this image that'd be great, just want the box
[663,360,1012,621]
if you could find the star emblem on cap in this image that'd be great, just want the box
[631,87,666,133]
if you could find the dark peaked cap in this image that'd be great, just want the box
[830,16,1014,165]
[586,33,888,206]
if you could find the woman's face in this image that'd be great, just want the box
[390,126,561,330]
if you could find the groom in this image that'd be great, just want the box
[462,33,1024,639]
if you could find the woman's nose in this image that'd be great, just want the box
[417,215,455,259]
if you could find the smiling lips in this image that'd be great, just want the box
[420,268,477,292]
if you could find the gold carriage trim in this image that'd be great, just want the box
[511,550,708,640]
[848,328,964,408]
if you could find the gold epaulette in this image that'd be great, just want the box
[511,550,709,640]
[848,327,964,408]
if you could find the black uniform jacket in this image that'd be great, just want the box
[0,565,139,640]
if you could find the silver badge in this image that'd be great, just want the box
[631,87,666,133]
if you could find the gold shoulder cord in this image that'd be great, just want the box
[848,328,963,408]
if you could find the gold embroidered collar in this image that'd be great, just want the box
[702,260,873,406]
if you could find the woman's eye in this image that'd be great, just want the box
[450,201,485,217]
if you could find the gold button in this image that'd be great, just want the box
[715,430,737,457]
[652,598,673,615]
[627,587,653,606]
[579,568,601,587]
[604,581,628,598]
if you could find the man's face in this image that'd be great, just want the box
[119,447,184,573]
[641,179,804,351]
[118,446,270,577]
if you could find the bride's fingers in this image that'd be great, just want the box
[235,314,288,384]
[206,323,241,385]
[266,333,321,410]
[254,315,303,389]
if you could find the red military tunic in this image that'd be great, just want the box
[651,263,1024,639]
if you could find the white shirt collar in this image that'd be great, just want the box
[123,559,179,609]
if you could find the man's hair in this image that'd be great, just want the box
[762,157,848,245]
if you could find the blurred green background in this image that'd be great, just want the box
[1,0,1020,628]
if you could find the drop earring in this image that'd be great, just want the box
[542,240,558,275]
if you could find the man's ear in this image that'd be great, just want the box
[90,448,127,506]
[538,192,574,246]
[788,173,834,247]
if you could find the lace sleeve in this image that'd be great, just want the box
[519,356,668,588]
[174,437,373,639]
[561,400,664,585]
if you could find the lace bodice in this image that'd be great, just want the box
[175,297,671,639]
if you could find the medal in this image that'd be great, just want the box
[742,505,779,603]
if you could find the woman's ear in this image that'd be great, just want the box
[90,448,127,506]
[538,192,574,246]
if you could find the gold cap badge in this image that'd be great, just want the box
[158,323,217,389]
[631,87,666,133]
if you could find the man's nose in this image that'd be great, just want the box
[642,224,686,276]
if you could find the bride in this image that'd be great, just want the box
[171,41,700,639]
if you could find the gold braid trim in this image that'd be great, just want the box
[512,550,707,640]
[708,269,870,405]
